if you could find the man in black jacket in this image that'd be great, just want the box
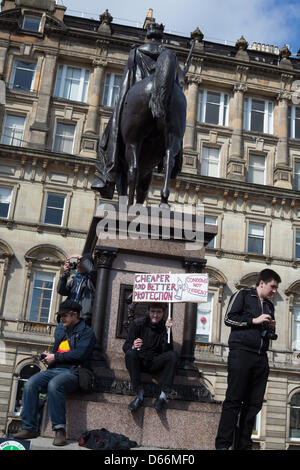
[14,300,96,446]
[215,269,281,450]
[123,302,178,412]
[57,253,96,326]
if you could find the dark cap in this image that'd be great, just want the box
[56,299,82,323]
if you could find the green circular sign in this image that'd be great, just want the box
[0,440,26,450]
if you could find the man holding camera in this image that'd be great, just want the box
[13,299,96,446]
[57,253,96,326]
[215,269,281,450]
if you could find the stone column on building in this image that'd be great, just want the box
[30,52,57,148]
[274,91,292,188]
[183,73,201,150]
[227,82,247,181]
[81,58,107,156]
[180,257,207,373]
[92,246,118,358]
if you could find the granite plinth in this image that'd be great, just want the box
[41,392,221,450]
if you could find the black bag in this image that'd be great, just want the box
[78,428,138,450]
[78,367,95,392]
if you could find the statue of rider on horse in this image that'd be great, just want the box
[92,22,193,206]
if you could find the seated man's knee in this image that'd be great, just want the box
[125,348,139,365]
[24,373,41,392]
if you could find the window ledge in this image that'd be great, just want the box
[52,96,89,107]
[17,29,43,39]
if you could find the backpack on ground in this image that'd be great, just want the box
[78,428,138,450]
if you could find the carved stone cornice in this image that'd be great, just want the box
[183,258,207,273]
[186,73,202,85]
[276,90,292,102]
[92,58,108,68]
[236,65,249,82]
[233,82,248,93]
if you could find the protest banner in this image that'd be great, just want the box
[133,272,209,303]
[133,273,209,343]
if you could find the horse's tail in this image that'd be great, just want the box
[149,49,177,119]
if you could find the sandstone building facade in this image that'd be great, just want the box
[0,0,300,449]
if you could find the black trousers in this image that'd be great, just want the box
[215,349,269,450]
[125,349,178,393]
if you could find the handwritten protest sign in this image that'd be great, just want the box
[133,273,209,303]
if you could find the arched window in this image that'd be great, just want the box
[290,392,300,441]
[21,244,67,324]
[285,281,300,351]
[14,363,41,416]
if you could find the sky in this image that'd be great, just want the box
[58,0,300,55]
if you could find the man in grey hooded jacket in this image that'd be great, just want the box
[57,253,96,326]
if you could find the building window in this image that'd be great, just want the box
[293,306,300,350]
[288,106,300,139]
[22,15,41,32]
[198,89,229,126]
[296,230,300,260]
[28,271,55,323]
[9,59,36,91]
[53,122,76,154]
[0,186,13,218]
[248,222,265,254]
[243,97,273,134]
[205,216,217,248]
[196,293,213,343]
[201,146,220,177]
[294,161,300,191]
[43,193,66,226]
[1,114,25,146]
[248,154,266,185]
[54,65,90,103]
[14,364,41,416]
[290,393,300,441]
[102,72,122,107]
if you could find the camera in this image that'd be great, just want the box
[39,353,46,360]
[262,323,277,341]
[266,331,278,341]
[68,261,78,270]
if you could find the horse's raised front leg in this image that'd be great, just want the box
[127,143,139,206]
[161,149,173,207]
[161,133,178,207]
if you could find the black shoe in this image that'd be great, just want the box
[154,397,166,411]
[128,396,143,412]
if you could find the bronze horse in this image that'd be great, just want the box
[117,46,192,206]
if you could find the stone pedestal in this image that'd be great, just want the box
[41,201,220,449]
[41,392,221,450]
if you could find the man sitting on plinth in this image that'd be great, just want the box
[14,300,96,446]
[123,302,178,412]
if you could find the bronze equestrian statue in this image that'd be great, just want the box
[91,22,193,206]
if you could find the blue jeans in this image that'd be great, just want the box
[21,367,79,431]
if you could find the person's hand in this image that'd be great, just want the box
[252,314,272,325]
[268,319,276,331]
[133,338,143,349]
[67,254,81,261]
[43,353,55,366]
[165,318,173,330]
[63,260,70,272]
